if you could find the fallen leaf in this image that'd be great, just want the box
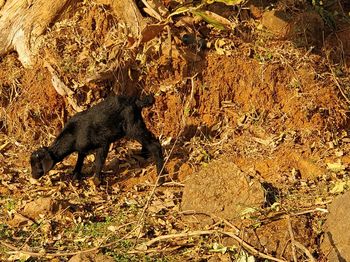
[193,10,234,30]
[214,39,227,55]
[135,243,148,251]
[149,199,166,213]
[236,250,255,262]
[0,141,10,151]
[7,213,33,228]
[330,181,350,194]
[140,23,166,43]
[240,207,257,218]
[8,252,31,262]
[206,0,246,5]
[210,242,227,254]
[192,10,228,30]
[327,161,346,172]
[107,225,118,233]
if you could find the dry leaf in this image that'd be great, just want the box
[7,213,33,228]
[330,181,349,194]
[8,252,31,262]
[135,243,148,251]
[140,23,166,43]
[327,161,346,172]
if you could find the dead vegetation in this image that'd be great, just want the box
[1,0,350,261]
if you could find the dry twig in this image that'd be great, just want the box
[287,215,298,262]
[134,134,180,244]
[132,229,287,262]
[326,54,350,105]
[294,241,316,262]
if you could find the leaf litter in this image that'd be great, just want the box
[1,0,350,261]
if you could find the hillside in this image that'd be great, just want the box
[1,0,350,261]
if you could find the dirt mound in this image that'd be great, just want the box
[0,53,64,146]
[147,51,347,140]
[22,197,59,221]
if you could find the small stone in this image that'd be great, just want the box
[261,10,291,37]
[22,197,58,221]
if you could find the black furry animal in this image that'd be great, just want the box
[30,94,165,185]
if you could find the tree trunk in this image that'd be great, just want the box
[0,0,70,67]
[0,0,146,68]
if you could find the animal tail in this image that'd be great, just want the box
[136,94,155,108]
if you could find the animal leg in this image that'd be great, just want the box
[72,153,86,180]
[93,144,109,185]
[131,129,166,184]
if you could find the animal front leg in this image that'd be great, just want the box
[145,141,166,184]
[72,153,86,180]
[137,134,166,184]
[93,144,109,185]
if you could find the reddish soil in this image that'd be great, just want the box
[1,1,350,261]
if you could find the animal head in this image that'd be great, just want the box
[30,147,55,179]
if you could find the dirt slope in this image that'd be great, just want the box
[1,1,350,261]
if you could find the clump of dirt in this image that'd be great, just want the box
[21,197,59,222]
[9,68,64,141]
[326,27,350,65]
[0,53,64,147]
[240,216,316,259]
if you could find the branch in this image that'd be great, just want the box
[134,230,287,262]
[287,215,298,262]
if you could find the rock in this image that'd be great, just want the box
[261,10,291,37]
[181,159,265,221]
[7,213,33,228]
[225,216,314,260]
[68,252,114,262]
[321,191,350,261]
[21,197,58,221]
[261,9,324,47]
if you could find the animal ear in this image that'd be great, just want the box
[41,151,54,174]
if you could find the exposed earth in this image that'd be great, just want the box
[1,0,350,261]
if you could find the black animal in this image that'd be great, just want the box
[30,94,165,185]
